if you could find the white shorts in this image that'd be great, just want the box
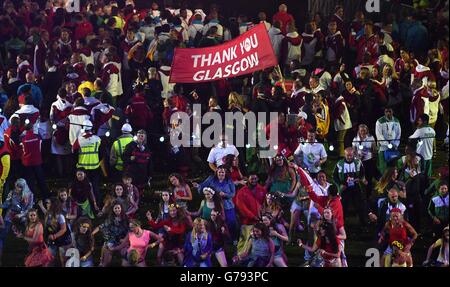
[290,201,307,213]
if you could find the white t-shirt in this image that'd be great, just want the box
[352,135,375,161]
[207,143,239,167]
[294,142,327,173]
[409,126,436,160]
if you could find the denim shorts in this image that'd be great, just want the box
[80,256,94,267]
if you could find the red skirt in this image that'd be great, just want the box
[25,244,54,267]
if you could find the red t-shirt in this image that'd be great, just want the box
[315,236,341,263]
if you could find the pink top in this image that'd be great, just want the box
[26,223,44,248]
[128,230,151,260]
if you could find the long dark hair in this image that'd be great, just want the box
[214,165,231,181]
[168,173,186,188]
[269,156,289,178]
[45,197,64,230]
[203,187,224,213]
[71,168,91,193]
[158,191,176,217]
[318,221,339,254]
[74,217,94,247]
[209,208,226,226]
[253,222,270,240]
[104,183,128,210]
[107,200,128,222]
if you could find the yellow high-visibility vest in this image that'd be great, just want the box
[77,140,101,170]
[113,136,133,171]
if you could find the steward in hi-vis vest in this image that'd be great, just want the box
[110,123,134,175]
[72,120,105,204]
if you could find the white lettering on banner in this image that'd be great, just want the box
[188,32,263,81]
[192,54,202,68]
[201,53,213,67]
[239,34,259,54]
[211,52,222,65]
[192,52,260,81]
[192,46,241,68]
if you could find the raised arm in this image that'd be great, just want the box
[337,226,347,241]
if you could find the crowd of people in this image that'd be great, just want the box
[0,0,449,267]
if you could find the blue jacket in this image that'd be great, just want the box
[198,176,236,210]
[183,231,213,267]
[404,21,429,56]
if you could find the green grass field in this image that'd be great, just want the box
[1,141,448,267]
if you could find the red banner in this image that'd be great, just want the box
[169,23,278,83]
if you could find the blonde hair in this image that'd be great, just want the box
[128,249,140,265]
[228,92,245,110]
[191,218,208,244]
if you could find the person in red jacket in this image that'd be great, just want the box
[125,89,153,132]
[355,21,379,65]
[280,24,303,71]
[20,123,49,199]
[272,4,294,35]
[235,174,267,254]
[10,94,40,134]
[33,29,49,79]
[16,54,32,82]
[74,13,94,41]
[50,88,73,178]
[146,204,188,266]
[91,93,115,137]
[325,20,345,69]
[307,184,345,230]
[331,5,346,37]
[170,84,189,113]
[410,77,431,125]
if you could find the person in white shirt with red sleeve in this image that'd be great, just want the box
[409,114,436,177]
[293,129,327,178]
[50,88,73,177]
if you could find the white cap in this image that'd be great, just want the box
[82,120,93,130]
[121,123,133,133]
[298,111,308,120]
